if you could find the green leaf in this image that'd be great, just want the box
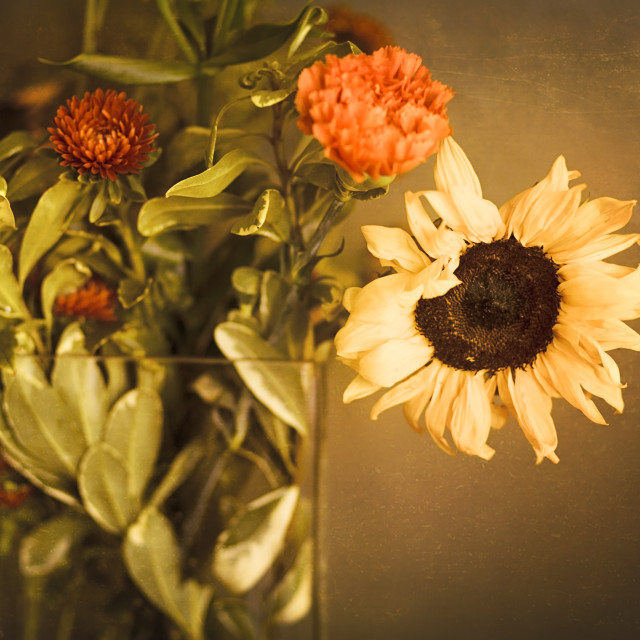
[212,486,300,593]
[40,53,197,84]
[118,277,149,308]
[0,325,17,369]
[138,193,251,236]
[148,439,204,508]
[204,4,312,67]
[52,323,109,445]
[78,443,140,533]
[286,5,327,58]
[250,88,293,108]
[124,506,214,640]
[0,403,79,506]
[103,387,163,499]
[89,181,110,223]
[0,131,38,164]
[0,195,16,231]
[213,600,259,640]
[18,179,87,287]
[6,153,62,202]
[19,512,89,577]
[0,245,27,318]
[270,538,313,624]
[2,357,87,477]
[214,322,315,436]
[231,188,290,241]
[166,149,269,199]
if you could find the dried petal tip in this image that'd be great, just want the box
[295,46,454,182]
[54,278,119,323]
[48,88,158,181]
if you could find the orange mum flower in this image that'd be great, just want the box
[295,46,454,182]
[48,88,158,181]
[54,278,119,323]
[325,4,394,54]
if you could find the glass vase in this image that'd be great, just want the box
[0,355,323,640]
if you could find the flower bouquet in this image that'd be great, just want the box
[0,1,454,638]
[2,1,640,639]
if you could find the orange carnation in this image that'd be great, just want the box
[295,46,453,182]
[48,88,158,181]
[54,278,119,323]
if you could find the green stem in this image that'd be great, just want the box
[293,197,346,277]
[82,0,109,54]
[117,205,146,283]
[155,0,199,65]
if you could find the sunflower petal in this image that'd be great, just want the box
[450,372,495,460]
[434,137,483,197]
[505,369,559,464]
[343,374,382,403]
[358,335,433,387]
[362,225,430,273]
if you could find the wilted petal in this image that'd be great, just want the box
[434,136,483,197]
[362,225,430,273]
[358,335,433,387]
[450,372,495,460]
[505,369,559,464]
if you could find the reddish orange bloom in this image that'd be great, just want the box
[325,4,394,54]
[54,278,119,323]
[0,457,32,509]
[48,88,158,181]
[295,46,454,182]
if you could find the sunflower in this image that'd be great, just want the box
[334,138,640,463]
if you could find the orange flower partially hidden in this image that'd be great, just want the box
[325,4,394,54]
[48,88,158,181]
[54,278,119,323]
[295,46,453,182]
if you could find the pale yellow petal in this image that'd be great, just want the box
[361,224,430,273]
[358,335,433,387]
[369,364,438,426]
[506,369,559,464]
[558,267,640,321]
[343,374,382,403]
[534,342,606,424]
[450,372,495,460]
[405,190,467,258]
[423,188,503,243]
[501,155,581,238]
[434,136,483,197]
[545,197,637,255]
[552,232,640,264]
[425,364,464,453]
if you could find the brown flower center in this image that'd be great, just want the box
[415,237,561,373]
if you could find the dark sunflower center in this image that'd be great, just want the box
[414,237,561,373]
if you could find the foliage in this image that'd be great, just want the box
[0,1,431,638]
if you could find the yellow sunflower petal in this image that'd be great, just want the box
[503,369,559,464]
[358,335,433,387]
[404,190,468,258]
[450,372,495,460]
[558,267,640,321]
[369,364,438,426]
[434,136,483,197]
[362,224,431,273]
[423,188,504,243]
[343,374,382,403]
